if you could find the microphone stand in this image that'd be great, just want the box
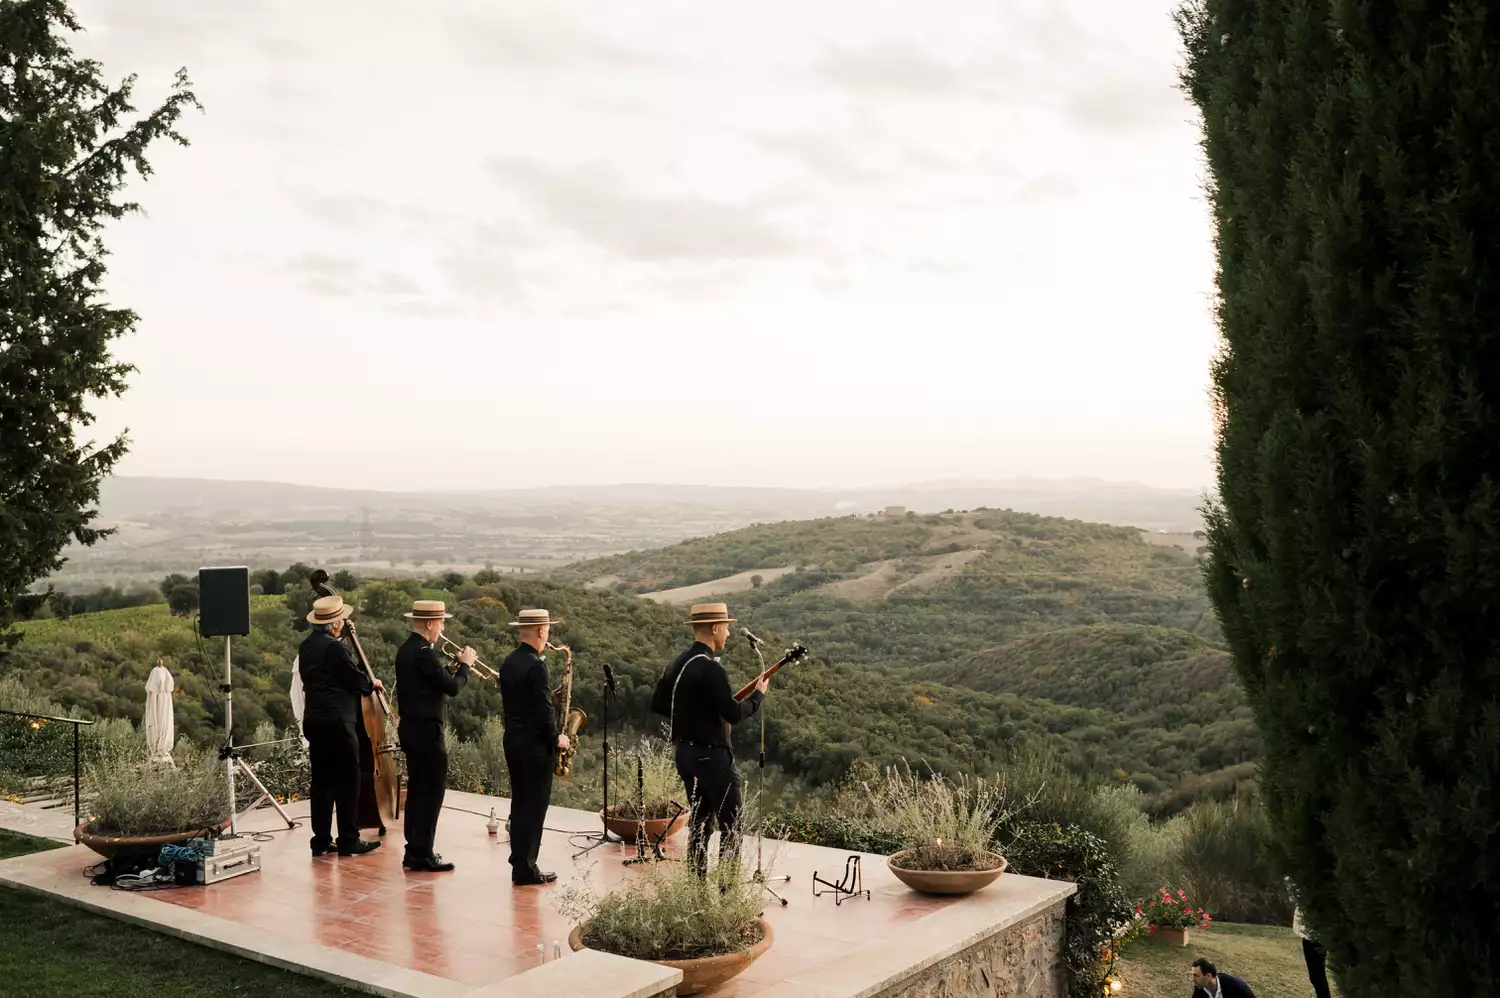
[744,635,790,906]
[573,664,625,859]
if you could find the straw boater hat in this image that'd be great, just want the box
[685,602,736,626]
[508,608,562,628]
[307,594,354,625]
[403,599,453,620]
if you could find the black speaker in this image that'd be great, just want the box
[198,566,250,637]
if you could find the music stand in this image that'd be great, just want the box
[573,664,626,859]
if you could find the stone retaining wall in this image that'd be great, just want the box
[875,905,1065,998]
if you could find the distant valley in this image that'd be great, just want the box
[46,474,1207,591]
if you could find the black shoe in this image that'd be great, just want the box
[404,854,455,872]
[337,839,381,857]
[513,869,557,886]
[311,841,333,857]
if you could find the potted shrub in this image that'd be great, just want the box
[75,748,228,860]
[875,764,1013,895]
[559,858,773,995]
[1138,888,1212,946]
[602,738,688,844]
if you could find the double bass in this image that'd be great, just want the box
[311,571,401,832]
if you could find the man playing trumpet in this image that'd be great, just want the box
[652,603,767,877]
[498,609,569,887]
[395,600,474,873]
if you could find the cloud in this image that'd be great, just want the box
[815,41,968,96]
[275,253,442,312]
[285,187,392,232]
[281,252,364,297]
[754,132,882,185]
[444,11,670,71]
[1061,71,1192,134]
[373,272,423,296]
[484,158,798,262]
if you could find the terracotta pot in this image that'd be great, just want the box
[74,819,229,861]
[569,918,773,995]
[887,850,1008,896]
[1153,926,1190,947]
[601,807,689,845]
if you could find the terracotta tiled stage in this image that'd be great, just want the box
[0,790,1075,998]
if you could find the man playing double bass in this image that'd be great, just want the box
[396,600,474,872]
[652,602,768,877]
[498,608,570,887]
[299,593,385,858]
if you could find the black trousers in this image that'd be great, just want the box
[399,720,447,860]
[675,743,742,877]
[305,719,361,847]
[504,733,554,878]
[1303,938,1331,998]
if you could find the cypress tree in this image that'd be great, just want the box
[0,0,197,635]
[1180,0,1500,990]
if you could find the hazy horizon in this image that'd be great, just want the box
[104,471,1209,496]
[68,0,1217,493]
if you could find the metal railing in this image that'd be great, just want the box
[0,708,94,828]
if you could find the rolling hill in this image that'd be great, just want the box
[4,505,1248,813]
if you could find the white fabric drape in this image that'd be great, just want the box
[144,662,175,765]
[289,655,309,750]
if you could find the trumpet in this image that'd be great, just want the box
[438,634,498,680]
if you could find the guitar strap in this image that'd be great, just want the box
[669,653,713,743]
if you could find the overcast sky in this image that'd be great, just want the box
[68,0,1218,492]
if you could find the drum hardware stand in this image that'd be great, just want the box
[812,855,870,905]
[574,664,626,859]
[745,635,791,907]
[623,757,679,867]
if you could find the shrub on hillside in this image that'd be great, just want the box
[0,679,138,799]
[1174,797,1287,924]
[243,722,309,804]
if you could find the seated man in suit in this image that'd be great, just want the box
[1191,958,1256,998]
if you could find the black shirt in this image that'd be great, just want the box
[651,642,763,750]
[499,642,557,749]
[299,629,373,726]
[395,632,468,724]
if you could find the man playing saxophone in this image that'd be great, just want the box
[499,609,569,886]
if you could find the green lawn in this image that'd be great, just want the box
[0,829,350,996]
[1117,922,1340,998]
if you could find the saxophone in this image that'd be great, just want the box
[547,642,586,777]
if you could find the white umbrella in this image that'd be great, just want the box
[144,660,176,766]
[289,655,309,750]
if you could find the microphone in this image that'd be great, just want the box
[603,662,616,690]
[739,627,762,647]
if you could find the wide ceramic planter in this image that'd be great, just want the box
[887,849,1008,895]
[74,819,229,861]
[1153,926,1190,947]
[601,807,689,845]
[569,918,773,995]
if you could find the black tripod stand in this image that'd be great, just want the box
[573,663,626,859]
